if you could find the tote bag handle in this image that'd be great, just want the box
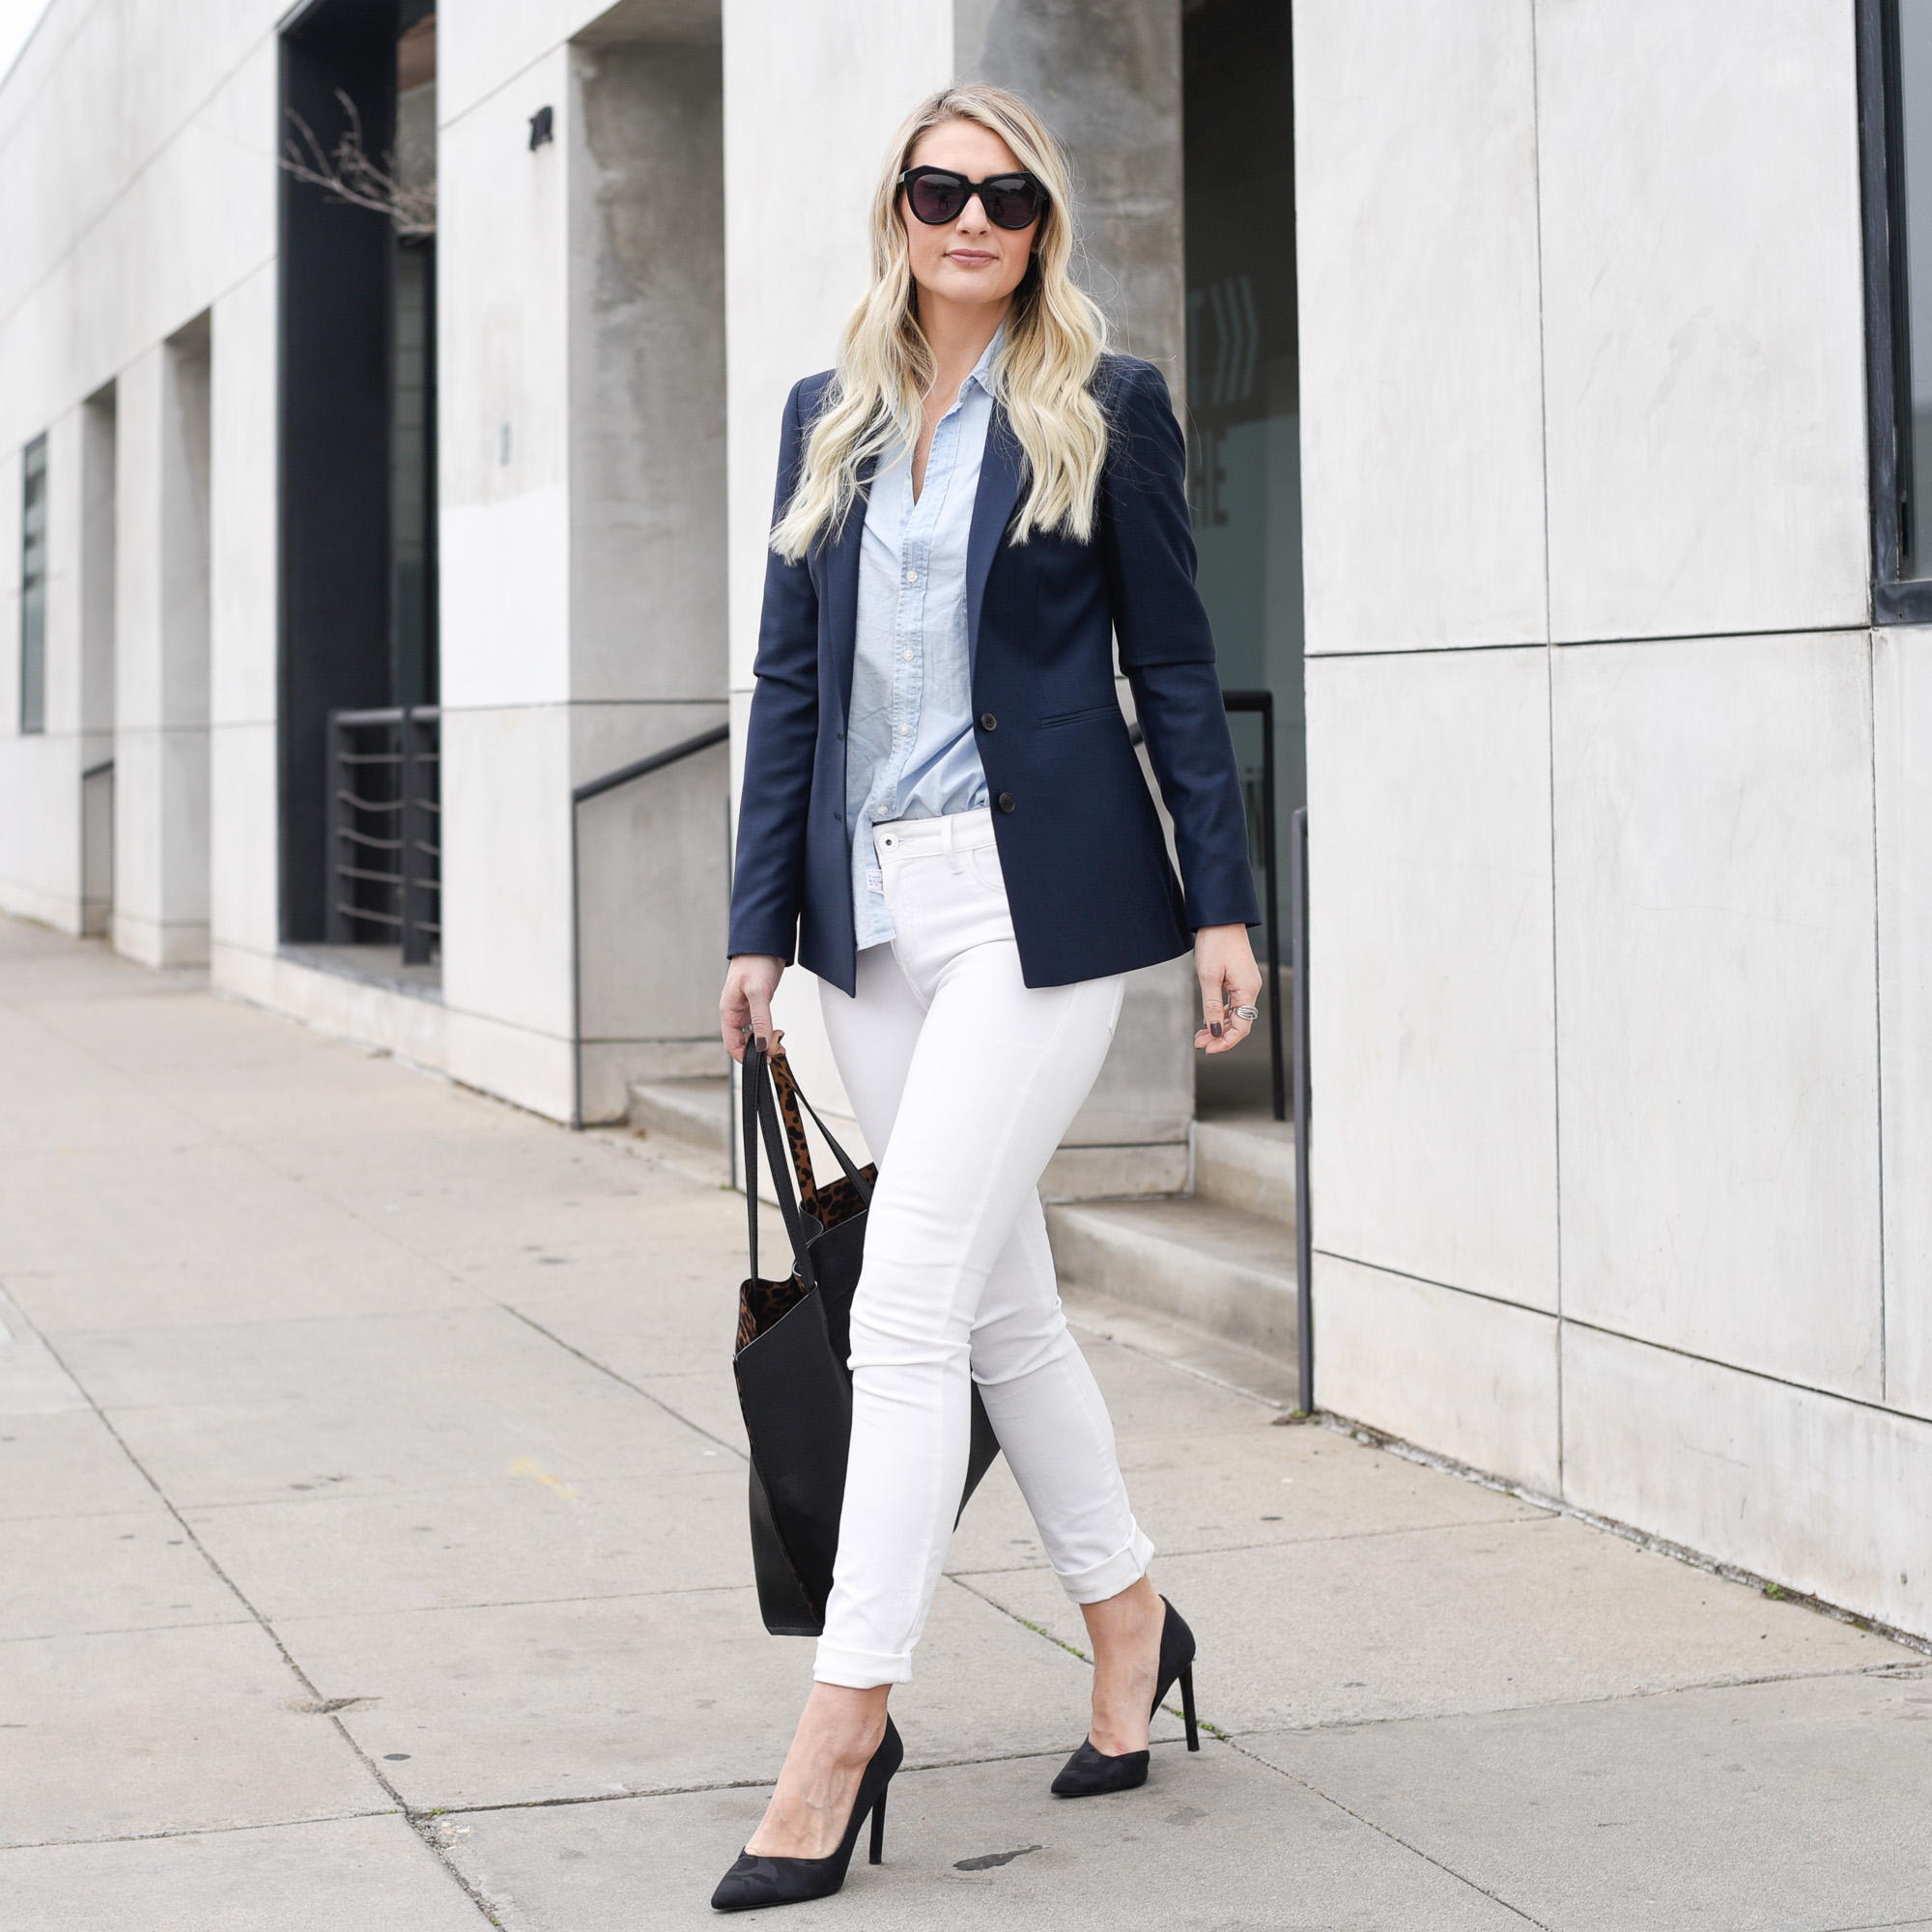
[741,1040,872,1289]
[768,1050,873,1208]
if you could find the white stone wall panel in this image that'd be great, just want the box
[1314,1254,1561,1494]
[1876,629,1932,1420]
[1306,647,1559,1308]
[1551,633,1882,1397]
[1293,0,1548,653]
[1562,1321,1932,1637]
[1535,0,1868,640]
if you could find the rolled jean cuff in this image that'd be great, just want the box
[813,1640,913,1690]
[1056,1522,1156,1605]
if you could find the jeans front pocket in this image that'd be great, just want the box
[968,840,1008,900]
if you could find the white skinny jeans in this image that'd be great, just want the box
[813,807,1155,1690]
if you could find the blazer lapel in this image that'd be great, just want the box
[817,452,878,726]
[966,406,1025,675]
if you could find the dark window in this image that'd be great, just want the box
[1183,0,1301,839]
[1863,0,1932,615]
[1184,0,1300,1118]
[278,0,440,945]
[19,434,46,735]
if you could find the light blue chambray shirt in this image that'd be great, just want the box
[843,328,1002,948]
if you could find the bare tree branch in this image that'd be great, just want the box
[283,91,436,240]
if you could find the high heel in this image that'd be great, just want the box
[1051,1596,1199,1798]
[711,1716,904,1912]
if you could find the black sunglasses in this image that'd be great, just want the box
[898,165,1048,231]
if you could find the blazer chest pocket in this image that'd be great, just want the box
[1037,701,1125,730]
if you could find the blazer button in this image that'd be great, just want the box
[996,792,1015,813]
[979,712,997,730]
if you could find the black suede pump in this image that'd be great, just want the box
[711,1716,904,1912]
[1051,1596,1200,1797]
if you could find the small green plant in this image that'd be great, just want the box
[1763,1581,1788,1601]
[1020,1615,1090,1663]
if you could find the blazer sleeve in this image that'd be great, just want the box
[725,381,822,960]
[1100,359,1263,932]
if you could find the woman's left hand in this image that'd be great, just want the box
[1193,923,1264,1055]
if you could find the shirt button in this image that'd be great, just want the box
[997,792,1016,813]
[897,724,910,737]
[901,649,915,663]
[979,712,997,731]
[904,568,919,584]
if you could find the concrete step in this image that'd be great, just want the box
[1045,1193,1297,1356]
[627,1076,730,1152]
[1193,1115,1297,1227]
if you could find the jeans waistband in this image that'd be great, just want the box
[873,807,996,857]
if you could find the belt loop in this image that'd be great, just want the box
[943,813,963,873]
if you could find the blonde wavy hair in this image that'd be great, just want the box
[770,85,1110,561]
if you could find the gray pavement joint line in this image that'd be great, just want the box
[6,974,742,1479]
[490,1299,750,1461]
[934,1569,1923,1751]
[184,1103,755,1463]
[1308,1408,1932,1659]
[1151,1659,1930,1748]
[410,1739,1131,1824]
[941,1507,1572,1579]
[1212,1726,1554,1931]
[1,1806,401,1857]
[945,1573,1551,1928]
[266,1579,764,1626]
[0,1615,256,1645]
[15,1317,507,1930]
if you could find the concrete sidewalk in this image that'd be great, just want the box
[1,912,1927,1932]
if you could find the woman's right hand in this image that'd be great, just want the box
[721,954,786,1064]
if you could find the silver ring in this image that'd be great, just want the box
[1232,1005,1259,1021]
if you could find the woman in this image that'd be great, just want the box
[714,84,1262,1913]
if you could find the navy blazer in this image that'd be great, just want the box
[727,354,1261,995]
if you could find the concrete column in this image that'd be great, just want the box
[720,0,1196,1189]
[959,0,1197,1190]
[438,34,577,1117]
[439,9,731,1122]
[568,21,730,1121]
[955,0,1185,380]
[723,0,954,1161]
[113,316,212,968]
[207,263,280,969]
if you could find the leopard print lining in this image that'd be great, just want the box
[734,1055,877,1356]
[736,1272,810,1353]
[768,1054,874,1232]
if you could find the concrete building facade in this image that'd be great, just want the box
[5,0,1930,1642]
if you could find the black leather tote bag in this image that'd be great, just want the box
[732,1038,1002,1636]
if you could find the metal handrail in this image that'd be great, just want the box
[327,705,441,963]
[1132,695,1309,1403]
[1291,805,1312,1415]
[1219,689,1286,1122]
[573,724,728,806]
[569,719,731,1127]
[1128,693,1287,1122]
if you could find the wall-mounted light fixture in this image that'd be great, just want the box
[528,105,554,151]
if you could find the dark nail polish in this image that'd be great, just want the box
[1209,1022,1223,1038]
